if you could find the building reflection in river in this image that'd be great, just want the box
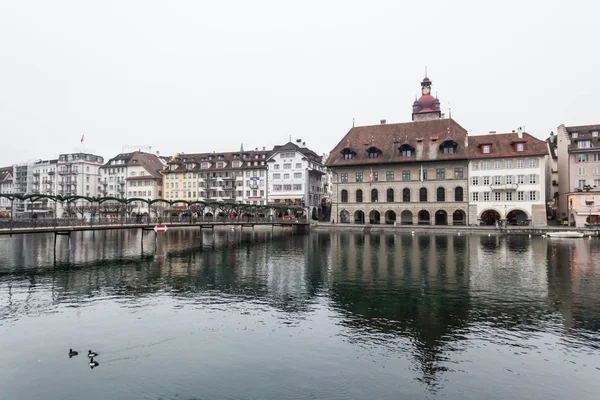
[1,230,599,390]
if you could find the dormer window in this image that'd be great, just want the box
[577,140,592,148]
[398,144,415,157]
[515,143,524,152]
[216,161,224,168]
[482,144,491,154]
[592,131,599,137]
[340,148,356,160]
[572,132,579,138]
[440,140,458,154]
[366,146,382,159]
[217,155,224,160]
[201,162,210,169]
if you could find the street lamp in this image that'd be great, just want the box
[585,199,594,227]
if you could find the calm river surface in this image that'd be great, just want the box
[0,229,599,399]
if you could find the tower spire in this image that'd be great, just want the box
[425,65,427,78]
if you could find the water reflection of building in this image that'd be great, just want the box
[328,232,472,386]
[546,238,600,331]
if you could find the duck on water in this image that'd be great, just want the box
[88,350,98,358]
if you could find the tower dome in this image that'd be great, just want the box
[411,76,442,121]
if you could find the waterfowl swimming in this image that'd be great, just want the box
[88,350,98,358]
[89,358,99,368]
[69,349,78,357]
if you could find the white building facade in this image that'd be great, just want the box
[101,151,166,215]
[267,140,325,219]
[468,131,548,227]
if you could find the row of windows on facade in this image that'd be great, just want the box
[570,131,600,138]
[343,142,459,160]
[576,166,600,175]
[102,168,147,175]
[339,168,464,183]
[167,180,265,189]
[273,163,304,170]
[165,170,266,179]
[573,140,596,148]
[577,179,600,188]
[127,191,153,197]
[339,187,465,203]
[471,191,540,202]
[472,158,539,170]
[273,184,303,191]
[471,175,540,185]
[575,153,600,162]
[273,173,303,180]
[165,190,266,199]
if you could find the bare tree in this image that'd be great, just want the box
[63,203,77,219]
[75,205,87,220]
[87,205,99,221]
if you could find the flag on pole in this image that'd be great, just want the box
[80,134,85,144]
[369,167,373,187]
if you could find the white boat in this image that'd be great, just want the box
[546,231,585,238]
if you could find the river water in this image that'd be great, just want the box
[0,229,598,399]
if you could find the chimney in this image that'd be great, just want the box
[262,146,265,151]
[156,151,160,156]
[296,139,302,144]
[302,141,306,147]
[380,119,386,125]
[255,147,258,151]
[489,131,496,134]
[517,127,523,139]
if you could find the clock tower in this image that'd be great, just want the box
[411,76,442,121]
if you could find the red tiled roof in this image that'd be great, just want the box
[325,118,469,167]
[565,124,600,151]
[468,132,548,159]
[164,149,271,174]
[101,152,166,179]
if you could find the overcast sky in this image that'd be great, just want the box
[1,0,598,165]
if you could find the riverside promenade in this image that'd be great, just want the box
[0,217,309,236]
[311,221,600,236]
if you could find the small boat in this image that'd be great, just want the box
[546,231,585,238]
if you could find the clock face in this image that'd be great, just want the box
[423,86,431,95]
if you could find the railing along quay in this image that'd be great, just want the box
[0,216,309,235]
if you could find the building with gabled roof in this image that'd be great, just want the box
[100,151,167,216]
[162,147,270,210]
[325,75,470,225]
[467,129,548,227]
[556,123,600,227]
[266,139,326,219]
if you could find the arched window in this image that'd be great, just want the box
[371,189,378,202]
[356,189,363,203]
[455,186,464,202]
[420,187,428,202]
[341,189,348,203]
[387,188,394,202]
[437,187,445,202]
[402,188,410,202]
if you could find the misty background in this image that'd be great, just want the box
[1,0,598,165]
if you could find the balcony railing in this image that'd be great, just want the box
[490,183,519,190]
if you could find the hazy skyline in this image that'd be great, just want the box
[1,0,598,165]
